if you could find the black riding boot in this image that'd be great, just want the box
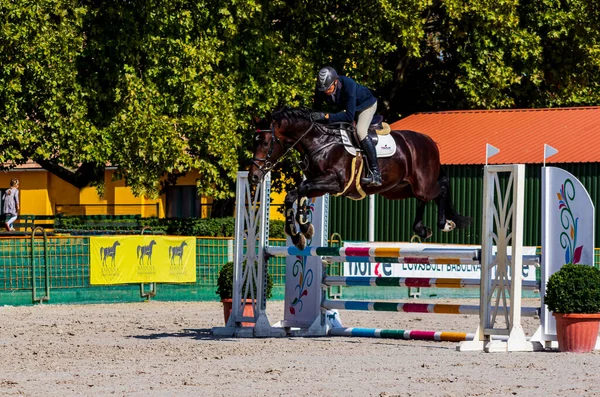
[360,137,382,187]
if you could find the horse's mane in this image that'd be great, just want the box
[271,106,313,123]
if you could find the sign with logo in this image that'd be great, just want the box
[342,242,537,281]
[90,236,196,284]
[540,166,595,338]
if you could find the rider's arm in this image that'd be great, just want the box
[327,77,356,124]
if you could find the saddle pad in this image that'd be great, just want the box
[340,128,396,158]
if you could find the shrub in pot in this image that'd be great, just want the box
[544,263,600,352]
[216,261,273,325]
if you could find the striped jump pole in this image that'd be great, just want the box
[323,276,540,291]
[321,256,478,265]
[266,245,480,261]
[329,327,510,343]
[322,300,540,317]
[321,255,541,267]
[266,246,541,268]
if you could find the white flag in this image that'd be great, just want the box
[544,144,558,161]
[486,144,500,164]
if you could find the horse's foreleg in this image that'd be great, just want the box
[284,189,306,250]
[295,196,315,241]
[295,174,343,241]
[413,199,432,239]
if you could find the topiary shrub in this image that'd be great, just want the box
[215,261,273,300]
[544,264,600,314]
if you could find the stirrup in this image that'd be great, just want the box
[361,171,382,187]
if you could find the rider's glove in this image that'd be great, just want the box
[311,112,326,122]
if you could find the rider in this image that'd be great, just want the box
[311,66,382,187]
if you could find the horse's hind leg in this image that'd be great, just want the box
[284,189,306,250]
[412,199,432,239]
[435,172,458,232]
[295,196,315,241]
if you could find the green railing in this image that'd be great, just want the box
[0,236,290,305]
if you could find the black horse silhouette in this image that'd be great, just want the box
[137,240,157,266]
[169,241,188,267]
[250,107,471,249]
[100,241,120,267]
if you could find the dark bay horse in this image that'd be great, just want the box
[250,107,471,249]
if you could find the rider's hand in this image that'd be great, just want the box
[311,112,326,122]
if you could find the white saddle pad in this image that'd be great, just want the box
[340,129,396,158]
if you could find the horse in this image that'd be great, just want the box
[100,241,120,267]
[137,240,157,266]
[169,241,188,267]
[249,107,471,249]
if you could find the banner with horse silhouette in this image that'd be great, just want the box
[90,236,196,284]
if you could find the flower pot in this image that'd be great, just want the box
[221,298,255,327]
[553,313,600,353]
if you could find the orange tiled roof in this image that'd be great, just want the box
[389,107,600,165]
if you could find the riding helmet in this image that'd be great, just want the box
[316,66,338,91]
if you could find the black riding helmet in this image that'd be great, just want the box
[316,66,338,91]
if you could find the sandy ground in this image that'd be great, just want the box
[0,298,599,397]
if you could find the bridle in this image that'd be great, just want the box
[252,122,315,174]
[251,126,283,174]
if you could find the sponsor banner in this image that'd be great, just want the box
[540,166,595,338]
[90,236,196,284]
[342,242,537,281]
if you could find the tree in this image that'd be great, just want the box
[1,0,599,203]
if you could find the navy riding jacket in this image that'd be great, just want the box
[313,75,377,124]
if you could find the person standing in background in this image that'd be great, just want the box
[3,179,20,231]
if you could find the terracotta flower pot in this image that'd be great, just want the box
[221,298,255,327]
[554,313,600,353]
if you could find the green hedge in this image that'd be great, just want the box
[142,217,286,238]
[54,215,287,238]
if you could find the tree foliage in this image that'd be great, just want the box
[1,0,599,199]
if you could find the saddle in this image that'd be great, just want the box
[335,115,396,158]
[367,115,392,146]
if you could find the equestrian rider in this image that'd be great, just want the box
[311,66,382,187]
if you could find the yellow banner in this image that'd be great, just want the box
[90,236,196,284]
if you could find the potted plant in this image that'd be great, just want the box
[544,263,600,352]
[216,261,273,326]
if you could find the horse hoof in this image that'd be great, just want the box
[425,228,432,239]
[294,234,307,250]
[443,220,456,232]
[301,223,314,240]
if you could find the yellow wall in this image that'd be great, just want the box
[3,170,162,217]
[1,168,285,220]
[270,191,285,221]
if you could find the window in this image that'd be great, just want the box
[165,186,201,218]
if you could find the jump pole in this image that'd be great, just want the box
[329,327,511,343]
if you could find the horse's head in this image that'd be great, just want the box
[249,119,285,184]
[249,108,314,184]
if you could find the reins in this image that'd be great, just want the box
[252,123,316,174]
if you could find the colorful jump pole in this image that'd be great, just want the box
[322,300,540,317]
[323,276,540,291]
[329,327,510,343]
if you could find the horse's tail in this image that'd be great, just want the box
[169,246,172,259]
[439,169,472,229]
[137,245,141,259]
[100,247,104,261]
